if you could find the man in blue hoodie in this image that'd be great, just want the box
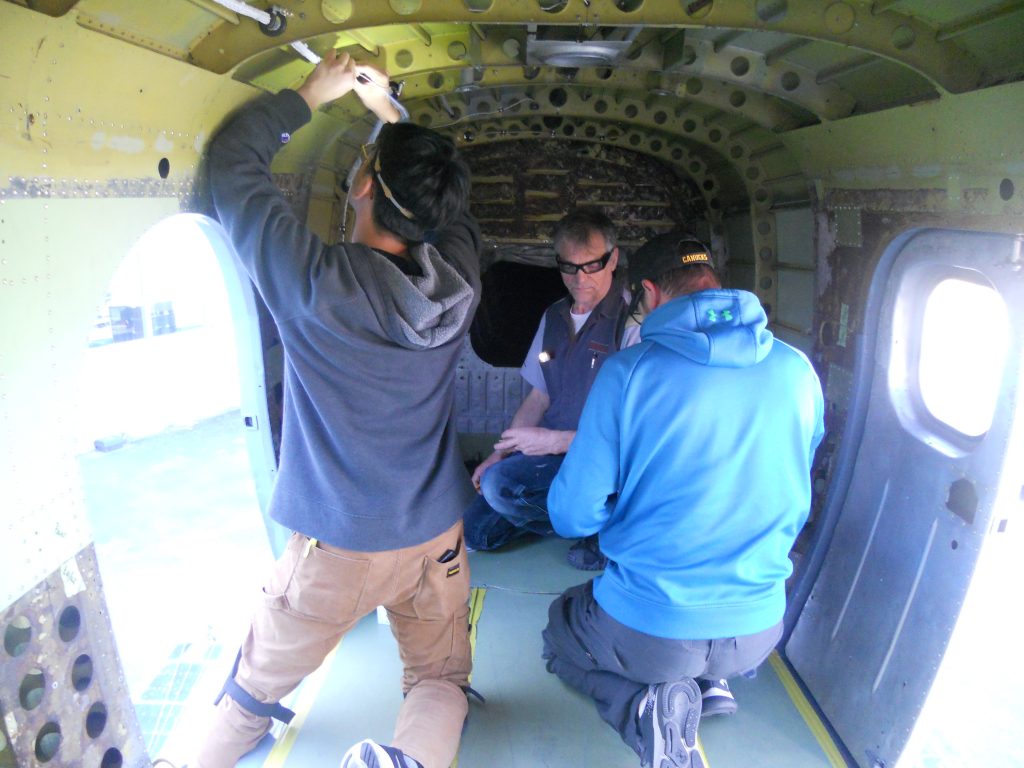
[540,232,824,768]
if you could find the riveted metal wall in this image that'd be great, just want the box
[0,15,259,765]
[455,339,529,440]
[0,197,181,613]
[809,199,1024,487]
[784,80,1024,219]
[773,206,816,353]
[0,6,323,609]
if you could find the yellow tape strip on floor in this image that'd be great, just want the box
[262,643,341,768]
[468,586,487,662]
[450,587,487,768]
[767,651,847,768]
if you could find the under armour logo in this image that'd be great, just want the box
[706,309,734,323]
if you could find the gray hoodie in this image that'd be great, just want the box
[208,90,481,550]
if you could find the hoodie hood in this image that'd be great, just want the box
[641,288,773,367]
[369,241,475,349]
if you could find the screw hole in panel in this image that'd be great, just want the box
[86,702,108,739]
[71,654,94,692]
[4,617,31,657]
[19,669,46,710]
[58,605,81,642]
[34,723,61,764]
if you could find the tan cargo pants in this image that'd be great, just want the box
[195,521,472,768]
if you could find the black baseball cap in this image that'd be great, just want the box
[628,231,714,313]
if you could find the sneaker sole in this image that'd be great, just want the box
[701,697,738,718]
[652,680,704,768]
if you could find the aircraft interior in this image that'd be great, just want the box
[1,1,1023,767]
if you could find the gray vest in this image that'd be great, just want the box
[539,287,628,431]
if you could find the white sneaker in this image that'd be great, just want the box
[339,739,421,768]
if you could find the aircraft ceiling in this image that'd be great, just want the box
[7,0,1024,214]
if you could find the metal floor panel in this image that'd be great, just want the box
[462,588,636,767]
[234,537,838,768]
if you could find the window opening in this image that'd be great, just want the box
[917,278,1009,437]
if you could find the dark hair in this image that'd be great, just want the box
[372,122,470,243]
[552,208,617,252]
[654,263,721,297]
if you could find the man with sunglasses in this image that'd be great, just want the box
[540,232,824,768]
[463,208,635,569]
[197,51,480,768]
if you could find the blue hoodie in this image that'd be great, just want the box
[548,289,824,640]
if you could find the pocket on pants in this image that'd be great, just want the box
[411,551,469,622]
[263,537,371,623]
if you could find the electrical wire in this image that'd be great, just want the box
[211,0,271,24]
[289,40,320,64]
[431,98,538,129]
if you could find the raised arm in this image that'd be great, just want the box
[297,50,401,124]
[207,52,394,316]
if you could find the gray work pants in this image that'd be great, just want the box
[541,581,782,757]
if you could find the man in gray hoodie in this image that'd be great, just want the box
[196,52,481,768]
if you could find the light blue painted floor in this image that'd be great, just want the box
[237,537,841,768]
[80,414,842,767]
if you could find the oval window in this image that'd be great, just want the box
[918,278,1009,437]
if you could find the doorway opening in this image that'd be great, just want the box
[74,213,273,759]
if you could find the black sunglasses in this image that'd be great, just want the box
[555,249,614,275]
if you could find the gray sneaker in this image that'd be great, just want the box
[638,680,704,768]
[566,534,607,570]
[698,678,738,717]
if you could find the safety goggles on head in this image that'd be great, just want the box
[555,249,614,275]
[358,142,416,221]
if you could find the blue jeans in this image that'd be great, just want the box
[463,452,564,550]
